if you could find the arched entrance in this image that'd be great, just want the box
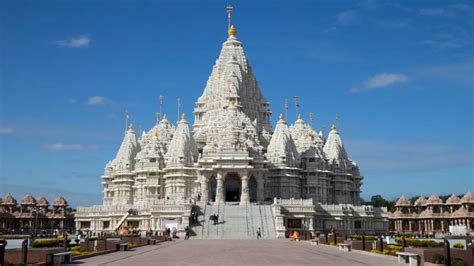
[225,173,241,202]
[249,176,257,202]
[209,176,217,202]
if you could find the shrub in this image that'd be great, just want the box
[32,239,64,248]
[387,245,403,252]
[371,249,382,254]
[453,242,464,249]
[451,259,466,266]
[389,250,398,256]
[395,238,442,248]
[382,250,390,255]
[351,235,376,241]
[432,254,445,264]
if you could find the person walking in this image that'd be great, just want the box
[256,227,262,239]
[185,227,190,240]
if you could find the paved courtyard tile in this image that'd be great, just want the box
[74,239,400,266]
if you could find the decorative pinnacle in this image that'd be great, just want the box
[152,129,159,139]
[297,114,302,121]
[331,124,337,131]
[228,25,237,37]
[279,113,285,122]
[162,114,168,121]
[128,123,134,130]
[181,113,187,121]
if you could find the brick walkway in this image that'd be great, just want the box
[74,240,400,265]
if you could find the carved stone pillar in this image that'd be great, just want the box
[216,172,225,204]
[201,175,209,202]
[256,176,265,202]
[240,174,249,205]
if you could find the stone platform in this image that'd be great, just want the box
[74,239,400,265]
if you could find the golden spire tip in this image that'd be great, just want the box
[279,113,285,122]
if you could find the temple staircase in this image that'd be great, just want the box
[191,203,276,239]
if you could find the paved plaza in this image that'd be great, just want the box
[74,240,400,265]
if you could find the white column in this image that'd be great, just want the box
[216,172,225,204]
[201,175,209,202]
[240,174,249,205]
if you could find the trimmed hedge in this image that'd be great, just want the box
[351,235,376,240]
[32,238,65,248]
[394,237,442,248]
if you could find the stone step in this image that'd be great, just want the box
[191,203,276,239]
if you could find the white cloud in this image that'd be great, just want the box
[419,8,446,16]
[351,73,408,93]
[86,96,112,105]
[56,35,90,48]
[43,143,84,151]
[0,127,13,134]
[336,10,361,26]
[346,140,471,173]
[416,62,474,88]
[364,73,408,89]
[419,4,474,17]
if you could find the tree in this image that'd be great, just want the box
[366,195,396,211]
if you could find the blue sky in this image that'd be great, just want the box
[0,0,473,207]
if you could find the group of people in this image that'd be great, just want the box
[165,227,178,240]
[209,214,219,225]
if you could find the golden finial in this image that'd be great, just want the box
[128,123,134,130]
[228,25,237,37]
[297,114,302,121]
[331,124,337,130]
[163,114,168,121]
[279,113,285,122]
[181,113,187,121]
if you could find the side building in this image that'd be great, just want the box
[0,194,74,235]
[390,192,474,235]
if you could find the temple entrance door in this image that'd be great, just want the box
[249,176,257,202]
[225,173,241,202]
[209,176,217,202]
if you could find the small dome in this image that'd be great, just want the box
[460,192,474,204]
[53,196,68,207]
[2,193,17,206]
[427,194,443,205]
[395,195,411,206]
[414,196,427,206]
[36,196,49,207]
[21,194,36,206]
[446,194,461,205]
